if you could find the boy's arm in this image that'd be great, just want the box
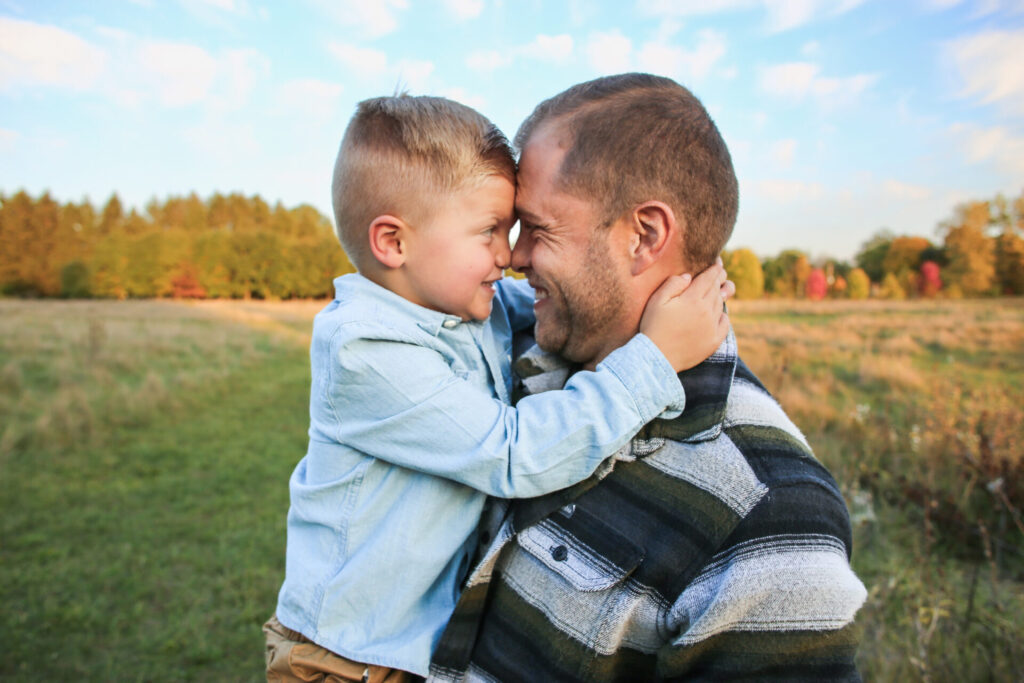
[328,332,679,498]
[494,276,536,333]
[326,264,730,498]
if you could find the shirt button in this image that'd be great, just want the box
[551,545,568,562]
[442,319,457,329]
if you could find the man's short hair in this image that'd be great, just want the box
[332,95,515,269]
[515,73,738,270]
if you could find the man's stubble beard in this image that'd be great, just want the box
[535,234,628,366]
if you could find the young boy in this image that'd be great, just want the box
[265,95,731,682]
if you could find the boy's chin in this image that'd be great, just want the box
[465,304,493,321]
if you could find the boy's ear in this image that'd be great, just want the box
[367,215,408,269]
[628,201,681,276]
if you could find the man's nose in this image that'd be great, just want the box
[510,233,530,271]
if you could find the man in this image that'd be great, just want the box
[429,73,867,682]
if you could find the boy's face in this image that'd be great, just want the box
[402,174,515,321]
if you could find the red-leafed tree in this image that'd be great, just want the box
[805,268,828,300]
[170,262,207,299]
[919,260,942,298]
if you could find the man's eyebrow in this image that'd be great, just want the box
[515,206,543,223]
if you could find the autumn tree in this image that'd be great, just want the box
[762,249,809,298]
[994,228,1024,295]
[724,248,764,299]
[942,201,996,296]
[919,261,942,298]
[847,268,870,300]
[805,268,827,300]
[99,194,125,235]
[879,272,906,299]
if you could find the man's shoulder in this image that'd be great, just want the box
[647,355,849,530]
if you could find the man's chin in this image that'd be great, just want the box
[533,325,566,356]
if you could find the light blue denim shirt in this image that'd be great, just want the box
[275,273,686,676]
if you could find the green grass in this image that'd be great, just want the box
[1,300,311,682]
[2,298,1022,681]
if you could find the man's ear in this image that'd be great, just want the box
[367,215,408,269]
[628,201,680,276]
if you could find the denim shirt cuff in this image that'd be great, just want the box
[597,334,686,423]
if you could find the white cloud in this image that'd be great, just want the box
[277,78,344,121]
[759,61,878,106]
[184,118,260,162]
[443,0,484,20]
[327,42,434,90]
[637,29,726,82]
[638,0,868,31]
[0,17,107,92]
[190,0,237,10]
[754,178,825,202]
[586,30,633,74]
[882,180,932,200]
[949,122,1024,175]
[328,43,389,77]
[214,48,269,109]
[439,86,487,110]
[519,34,574,63]
[924,0,1024,14]
[638,0,753,16]
[947,28,1024,116]
[466,50,510,72]
[311,0,409,38]
[394,59,435,91]
[765,0,818,32]
[0,19,265,111]
[801,40,821,56]
[137,40,218,106]
[467,34,574,73]
[769,139,797,166]
[0,127,18,151]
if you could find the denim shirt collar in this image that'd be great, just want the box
[334,273,467,336]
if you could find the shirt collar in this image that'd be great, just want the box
[513,330,738,444]
[333,273,465,336]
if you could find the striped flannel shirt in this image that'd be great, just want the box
[428,331,867,682]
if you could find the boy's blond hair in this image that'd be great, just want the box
[331,95,516,270]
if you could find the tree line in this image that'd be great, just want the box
[1,188,1021,300]
[724,189,1024,300]
[0,191,354,299]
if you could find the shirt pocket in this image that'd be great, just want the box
[515,512,644,592]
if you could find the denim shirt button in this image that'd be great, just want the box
[442,319,458,329]
[551,545,568,562]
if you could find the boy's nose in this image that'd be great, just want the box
[494,238,511,269]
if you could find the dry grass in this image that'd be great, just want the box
[0,299,320,458]
[2,297,1021,680]
[730,298,1024,680]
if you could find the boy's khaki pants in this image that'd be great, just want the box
[263,615,413,683]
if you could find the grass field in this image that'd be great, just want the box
[1,298,1022,681]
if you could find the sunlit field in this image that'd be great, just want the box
[1,298,1021,681]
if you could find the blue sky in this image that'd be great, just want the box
[1,0,1022,260]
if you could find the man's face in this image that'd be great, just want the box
[511,129,629,368]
